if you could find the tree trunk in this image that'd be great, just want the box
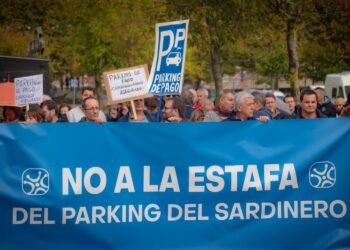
[210,43,223,105]
[287,20,299,96]
[273,76,279,90]
[94,73,102,104]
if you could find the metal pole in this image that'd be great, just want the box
[73,87,76,105]
[156,96,163,122]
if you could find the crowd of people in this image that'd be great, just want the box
[1,86,350,124]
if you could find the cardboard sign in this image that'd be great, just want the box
[15,74,43,105]
[103,65,152,104]
[148,20,189,95]
[0,82,15,106]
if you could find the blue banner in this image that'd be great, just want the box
[148,20,189,95]
[0,119,350,249]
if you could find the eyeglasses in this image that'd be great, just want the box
[85,107,99,111]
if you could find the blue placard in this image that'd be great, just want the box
[0,119,350,249]
[148,20,189,95]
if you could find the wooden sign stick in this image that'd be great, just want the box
[130,100,138,121]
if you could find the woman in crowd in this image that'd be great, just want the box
[25,108,45,123]
[3,106,23,123]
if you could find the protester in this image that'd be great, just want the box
[295,89,326,119]
[166,96,185,122]
[59,104,71,115]
[180,89,195,120]
[79,97,104,123]
[225,91,255,121]
[67,87,106,122]
[58,104,71,122]
[265,93,290,119]
[118,99,155,122]
[162,98,174,122]
[25,108,45,123]
[201,99,214,114]
[145,97,160,117]
[283,95,297,116]
[188,88,198,107]
[106,104,121,122]
[340,104,350,117]
[190,109,205,122]
[193,88,209,110]
[40,100,61,123]
[314,87,337,117]
[335,97,346,117]
[204,89,234,122]
[251,91,273,121]
[3,106,23,123]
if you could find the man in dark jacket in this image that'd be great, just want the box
[265,93,290,119]
[295,89,326,119]
[118,99,156,122]
[315,87,337,117]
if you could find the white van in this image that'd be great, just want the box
[325,72,350,101]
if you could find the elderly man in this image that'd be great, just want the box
[314,87,337,117]
[67,87,106,122]
[295,89,326,119]
[193,88,209,110]
[225,91,255,121]
[79,97,105,123]
[204,89,234,122]
[335,97,346,117]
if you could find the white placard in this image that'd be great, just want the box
[15,74,43,105]
[104,65,151,104]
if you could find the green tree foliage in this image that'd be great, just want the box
[1,0,349,97]
[299,0,350,81]
[165,0,259,101]
[261,0,350,93]
[256,47,289,89]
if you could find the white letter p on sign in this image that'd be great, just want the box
[157,30,174,71]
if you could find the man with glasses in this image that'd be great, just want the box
[67,87,106,122]
[79,97,104,123]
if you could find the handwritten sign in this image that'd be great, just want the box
[103,65,152,104]
[15,74,43,105]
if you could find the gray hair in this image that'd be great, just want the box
[220,89,235,99]
[197,88,209,98]
[234,91,254,110]
[251,91,266,106]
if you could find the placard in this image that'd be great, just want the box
[15,74,43,105]
[148,20,189,95]
[103,65,152,104]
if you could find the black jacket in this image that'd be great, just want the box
[318,97,337,117]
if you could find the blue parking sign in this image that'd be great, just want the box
[70,79,78,88]
[148,20,189,95]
